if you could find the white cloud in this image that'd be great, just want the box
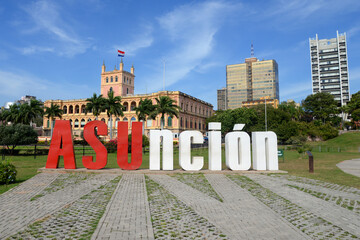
[114,24,153,56]
[20,0,92,57]
[263,0,360,24]
[20,46,54,55]
[347,25,360,39]
[0,69,93,105]
[281,84,312,99]
[144,0,240,91]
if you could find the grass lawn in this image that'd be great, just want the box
[1,132,360,194]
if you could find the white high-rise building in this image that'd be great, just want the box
[309,31,350,106]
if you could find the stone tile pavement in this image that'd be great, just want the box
[0,171,359,239]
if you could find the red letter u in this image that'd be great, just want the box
[117,121,143,170]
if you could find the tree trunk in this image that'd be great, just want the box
[50,117,54,140]
[109,116,113,140]
[160,116,164,130]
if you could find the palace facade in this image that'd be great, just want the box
[43,61,213,140]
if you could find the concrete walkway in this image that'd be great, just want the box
[1,172,360,239]
[337,158,360,177]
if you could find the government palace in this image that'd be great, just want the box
[42,60,213,140]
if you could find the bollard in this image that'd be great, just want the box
[306,151,314,173]
[34,144,37,159]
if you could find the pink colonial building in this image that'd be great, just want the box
[43,61,213,140]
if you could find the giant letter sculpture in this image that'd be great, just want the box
[117,121,143,170]
[179,131,204,171]
[252,131,279,170]
[149,129,174,170]
[46,120,76,169]
[82,120,108,170]
[225,124,251,170]
[208,122,222,170]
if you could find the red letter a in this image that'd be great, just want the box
[46,120,76,169]
[82,120,108,170]
[117,121,143,170]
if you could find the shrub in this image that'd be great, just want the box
[0,160,17,185]
[0,124,38,155]
[105,139,117,153]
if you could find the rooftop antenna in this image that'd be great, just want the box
[251,42,254,58]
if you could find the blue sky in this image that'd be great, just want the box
[1,0,360,109]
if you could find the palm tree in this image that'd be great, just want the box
[150,96,181,129]
[103,90,124,139]
[85,93,105,120]
[19,99,44,126]
[5,104,21,124]
[134,98,155,133]
[45,103,63,138]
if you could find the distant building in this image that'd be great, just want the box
[242,96,279,109]
[43,61,213,140]
[309,31,350,106]
[16,95,37,105]
[217,87,227,110]
[226,57,279,109]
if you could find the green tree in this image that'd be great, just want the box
[18,99,44,126]
[134,98,155,133]
[45,103,63,138]
[103,90,124,139]
[85,93,105,120]
[5,104,21,124]
[302,92,339,123]
[150,96,181,129]
[0,124,38,154]
[134,98,155,121]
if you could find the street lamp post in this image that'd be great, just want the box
[265,98,267,131]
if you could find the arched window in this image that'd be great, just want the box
[81,119,86,128]
[101,118,106,122]
[190,120,193,128]
[74,119,79,128]
[87,118,91,122]
[180,117,183,127]
[129,79,131,84]
[194,121,197,129]
[106,77,108,83]
[185,119,188,128]
[47,120,50,128]
[147,118,152,127]
[115,118,120,128]
[130,101,136,111]
[110,87,113,93]
[124,77,126,83]
[111,76,113,82]
[70,119,73,127]
[75,105,79,114]
[69,105,73,114]
[63,106,67,114]
[127,88,129,94]
[81,105,86,113]
[115,76,118,82]
[131,117,136,123]
[123,117,128,122]
[123,102,129,111]
[168,117,172,127]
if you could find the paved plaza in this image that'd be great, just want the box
[1,170,360,239]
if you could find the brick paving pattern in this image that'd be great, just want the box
[245,174,360,238]
[0,171,359,239]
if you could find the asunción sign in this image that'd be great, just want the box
[45,120,278,171]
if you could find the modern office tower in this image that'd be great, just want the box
[226,57,279,109]
[217,87,227,110]
[309,31,350,106]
